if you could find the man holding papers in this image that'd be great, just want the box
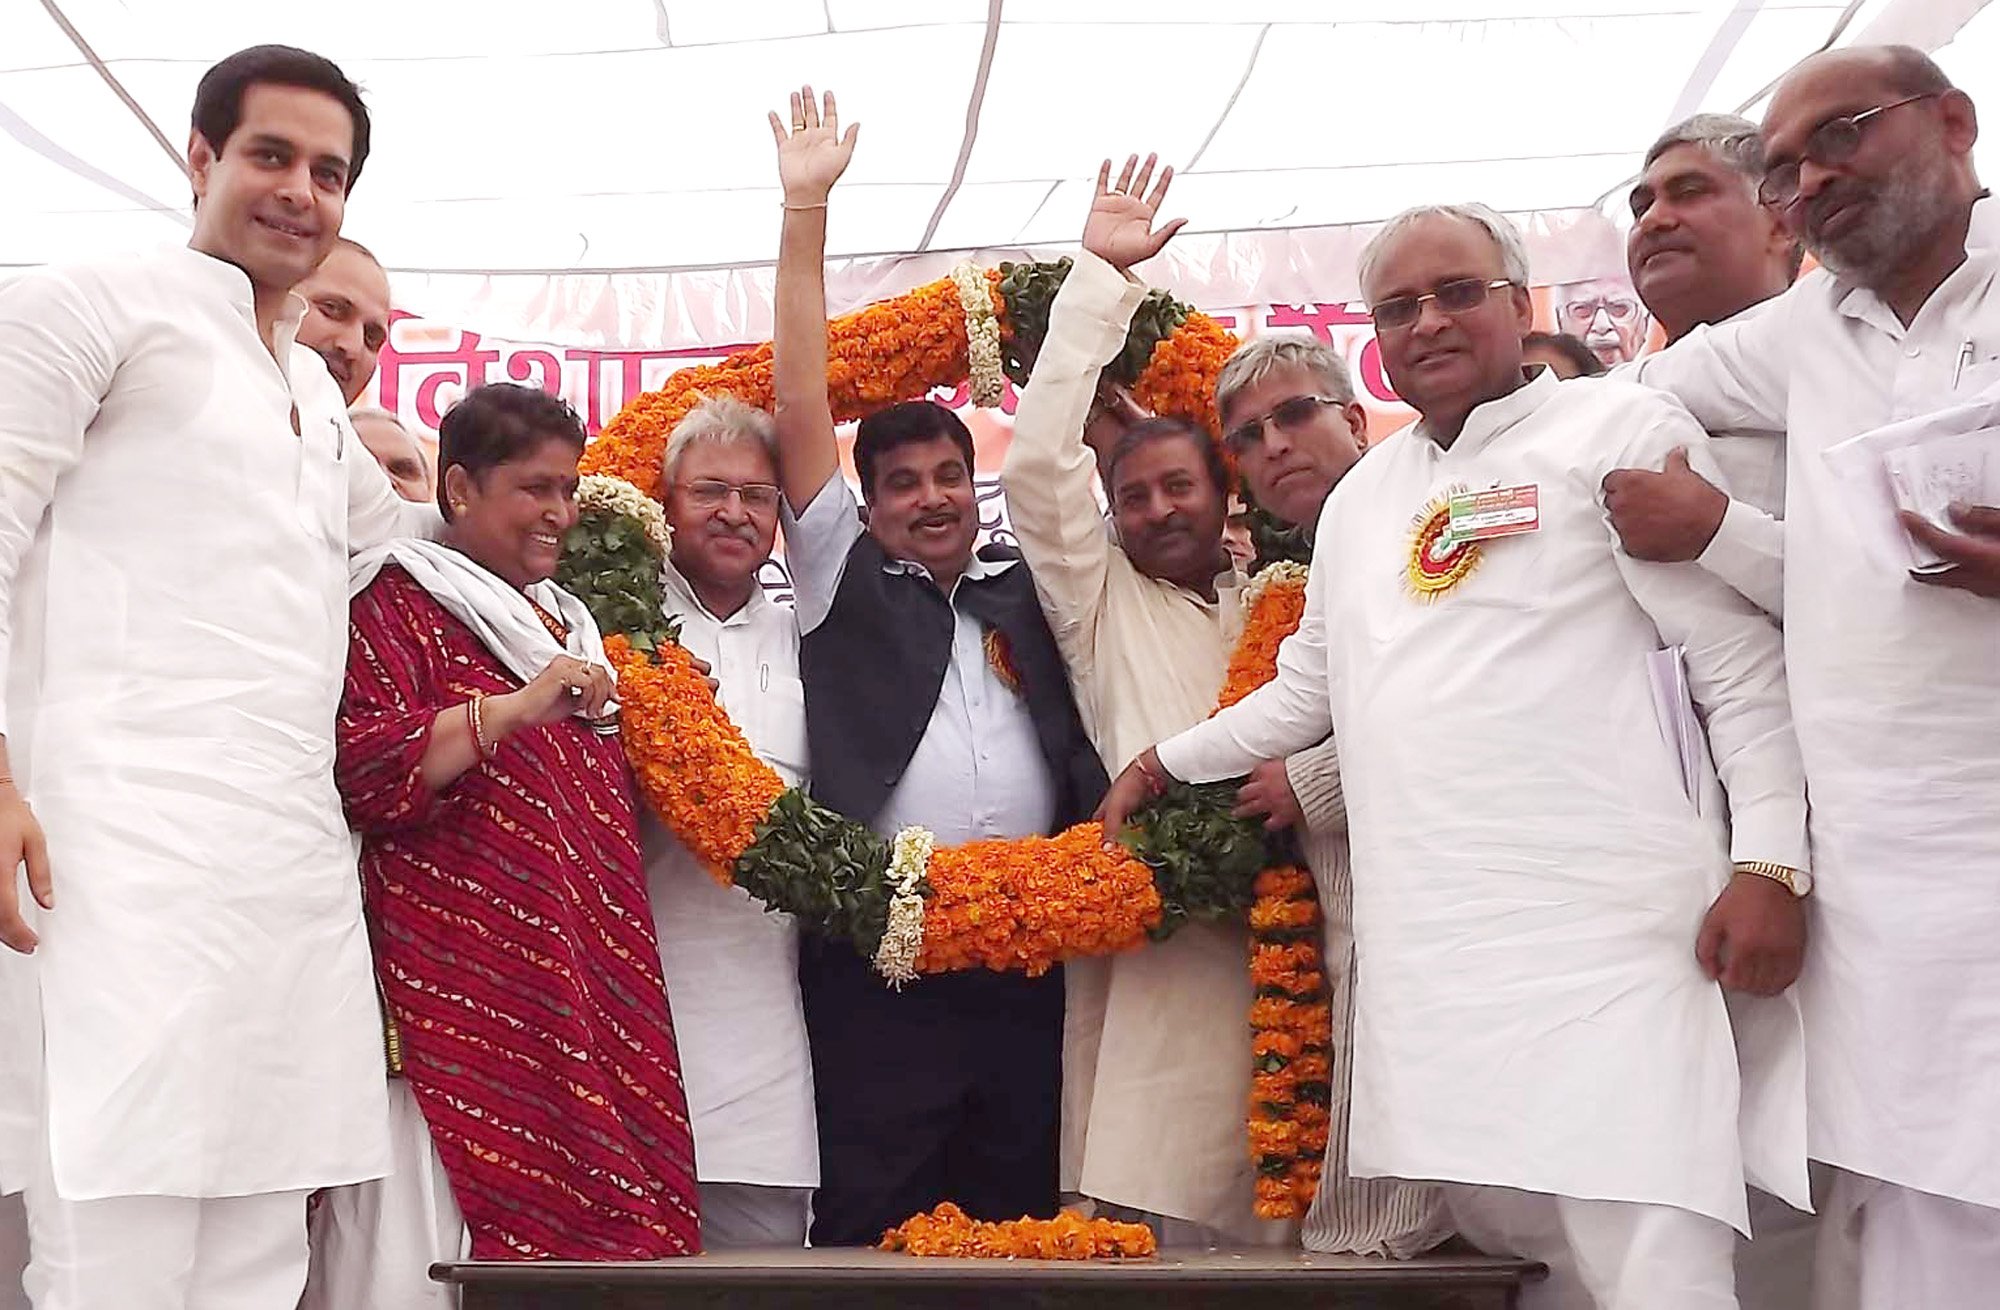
[1099,202,1812,1310]
[1630,45,2000,1306]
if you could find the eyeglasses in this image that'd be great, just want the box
[1561,296,1639,327]
[1224,395,1342,454]
[676,479,781,511]
[1757,93,1939,208]
[1368,278,1515,332]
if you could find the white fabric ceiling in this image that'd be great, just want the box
[2,0,1995,278]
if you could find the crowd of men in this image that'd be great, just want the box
[0,35,1996,1310]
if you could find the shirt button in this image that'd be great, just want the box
[1905,346,1921,359]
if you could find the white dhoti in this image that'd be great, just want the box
[1446,1184,1738,1310]
[300,1080,465,1310]
[23,1139,310,1310]
[695,1183,813,1249]
[1,1193,27,1310]
[1817,1169,2000,1310]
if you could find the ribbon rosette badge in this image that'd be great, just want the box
[1405,491,1481,600]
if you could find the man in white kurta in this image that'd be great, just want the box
[1002,163,1301,1244]
[1629,46,2000,1306]
[1107,205,1813,1308]
[0,48,425,1308]
[642,401,817,1247]
[1602,113,1800,620]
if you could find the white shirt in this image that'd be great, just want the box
[0,246,429,1199]
[1001,249,1289,1242]
[641,561,817,1188]
[780,474,1055,845]
[1616,300,1788,619]
[1158,371,1811,1230]
[1631,249,2000,1211]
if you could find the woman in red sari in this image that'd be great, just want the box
[327,383,698,1287]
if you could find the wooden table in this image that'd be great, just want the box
[435,1246,1544,1308]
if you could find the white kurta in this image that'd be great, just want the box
[1631,250,2000,1211]
[0,246,419,1199]
[642,562,817,1189]
[1158,371,1811,1231]
[1001,251,1292,1242]
[1614,301,1788,620]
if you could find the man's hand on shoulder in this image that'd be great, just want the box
[1081,153,1187,274]
[1601,446,1729,562]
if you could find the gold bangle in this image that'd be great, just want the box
[1133,754,1170,796]
[468,694,495,759]
[782,200,829,211]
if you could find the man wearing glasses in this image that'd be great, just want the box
[1550,276,1653,369]
[641,395,818,1249]
[1631,45,2000,1305]
[1100,201,1813,1308]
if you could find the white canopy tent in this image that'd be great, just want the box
[2,0,1994,349]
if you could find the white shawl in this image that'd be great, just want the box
[349,538,619,726]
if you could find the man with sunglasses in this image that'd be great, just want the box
[1001,153,1305,1248]
[1630,45,2000,1306]
[1101,201,1813,1308]
[1210,333,1455,1262]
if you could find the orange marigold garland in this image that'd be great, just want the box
[1215,563,1335,1220]
[880,1203,1157,1260]
[568,257,1338,1222]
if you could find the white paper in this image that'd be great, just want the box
[1647,645,1701,815]
[1822,390,2000,576]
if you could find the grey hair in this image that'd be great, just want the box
[1214,336,1357,424]
[1644,112,1766,180]
[347,404,403,429]
[662,394,778,484]
[1357,203,1531,299]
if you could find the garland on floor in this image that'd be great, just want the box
[879,1203,1158,1260]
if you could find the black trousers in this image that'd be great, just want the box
[800,938,1064,1246]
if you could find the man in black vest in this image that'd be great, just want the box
[766,87,1106,1246]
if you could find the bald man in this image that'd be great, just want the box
[297,237,391,406]
[1632,45,2000,1308]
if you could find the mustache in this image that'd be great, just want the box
[1803,179,1871,236]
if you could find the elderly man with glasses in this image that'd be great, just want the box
[1629,45,2000,1307]
[640,395,819,1250]
[1100,201,1814,1309]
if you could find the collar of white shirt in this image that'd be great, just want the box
[1831,246,1998,338]
[1411,365,1558,456]
[882,547,1019,589]
[661,557,772,628]
[168,244,311,343]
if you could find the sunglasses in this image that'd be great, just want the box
[1757,92,1939,208]
[1368,277,1515,332]
[1224,394,1342,454]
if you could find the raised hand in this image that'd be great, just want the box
[768,85,859,207]
[1082,153,1188,273]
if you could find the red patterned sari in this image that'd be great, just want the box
[335,562,700,1260]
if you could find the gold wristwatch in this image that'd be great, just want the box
[1733,860,1813,897]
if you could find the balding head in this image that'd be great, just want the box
[1761,45,1980,300]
